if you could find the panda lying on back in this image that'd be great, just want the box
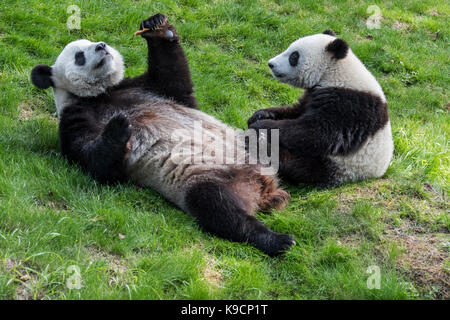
[31,14,294,256]
[248,30,394,186]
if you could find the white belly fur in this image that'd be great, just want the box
[330,121,394,183]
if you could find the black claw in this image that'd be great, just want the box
[247,110,273,127]
[142,13,167,31]
[253,231,295,256]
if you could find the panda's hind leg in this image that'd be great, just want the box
[184,180,294,256]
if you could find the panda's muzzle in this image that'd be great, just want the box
[94,54,111,69]
[94,44,112,69]
[95,42,106,52]
[268,60,285,78]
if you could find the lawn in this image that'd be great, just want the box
[0,0,448,300]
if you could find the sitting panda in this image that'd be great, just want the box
[248,30,394,186]
[31,14,294,256]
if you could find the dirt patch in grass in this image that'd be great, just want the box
[2,259,45,300]
[335,180,449,298]
[18,102,34,121]
[384,221,449,299]
[427,9,440,16]
[18,100,58,122]
[2,258,18,271]
[202,255,224,288]
[392,21,410,32]
[86,246,133,287]
[87,245,128,275]
[336,179,389,204]
[339,234,366,249]
[14,274,42,300]
[336,180,446,221]
[33,195,69,212]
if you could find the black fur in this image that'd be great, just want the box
[325,38,349,60]
[248,87,389,185]
[74,51,86,66]
[323,29,336,36]
[32,14,293,256]
[185,181,294,256]
[119,14,197,109]
[56,14,196,183]
[289,51,299,67]
[31,64,54,89]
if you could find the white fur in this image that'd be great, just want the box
[268,34,385,101]
[330,121,393,183]
[269,33,393,182]
[51,39,124,116]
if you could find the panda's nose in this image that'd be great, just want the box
[95,43,106,52]
[268,62,274,69]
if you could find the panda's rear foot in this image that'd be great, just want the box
[185,180,295,256]
[252,231,296,256]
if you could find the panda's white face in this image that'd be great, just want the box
[268,34,335,89]
[268,32,385,100]
[52,39,124,97]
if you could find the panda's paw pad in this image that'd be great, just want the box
[141,13,168,32]
[103,114,131,145]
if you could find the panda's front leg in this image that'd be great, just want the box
[247,109,277,127]
[136,13,197,108]
[101,114,132,157]
[248,118,280,134]
[247,106,305,127]
[86,114,131,183]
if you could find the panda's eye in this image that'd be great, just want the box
[74,51,86,66]
[289,51,299,67]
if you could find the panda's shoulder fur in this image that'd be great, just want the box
[301,86,389,156]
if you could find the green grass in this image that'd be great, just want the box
[0,0,448,300]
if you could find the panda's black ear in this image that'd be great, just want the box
[31,64,54,89]
[323,29,336,36]
[325,38,349,60]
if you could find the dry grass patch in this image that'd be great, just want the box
[202,254,224,288]
[392,20,410,31]
[384,221,449,299]
[427,9,440,16]
[17,100,58,122]
[18,102,34,121]
[86,245,129,275]
[1,258,44,300]
[14,274,41,300]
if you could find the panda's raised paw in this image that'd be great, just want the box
[135,13,173,38]
[142,13,167,31]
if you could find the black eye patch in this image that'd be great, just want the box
[289,51,299,67]
[74,51,86,66]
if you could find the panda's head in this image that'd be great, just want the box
[31,39,124,97]
[268,30,351,89]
